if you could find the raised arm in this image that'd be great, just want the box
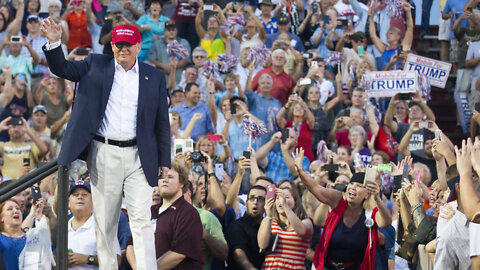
[324,73,343,112]
[384,94,399,133]
[204,153,226,218]
[7,0,24,35]
[279,189,313,239]
[225,156,247,208]
[401,3,414,50]
[22,118,48,156]
[195,7,206,39]
[398,121,418,156]
[368,6,386,53]
[255,132,280,166]
[413,91,435,121]
[462,138,480,222]
[294,148,342,208]
[258,197,274,249]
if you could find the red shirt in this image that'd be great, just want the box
[251,67,294,106]
[286,120,315,162]
[66,11,92,49]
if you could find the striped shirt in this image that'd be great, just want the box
[262,219,310,270]
[433,211,471,270]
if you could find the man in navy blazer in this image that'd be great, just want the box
[41,19,170,270]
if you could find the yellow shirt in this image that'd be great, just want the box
[0,141,40,180]
[201,34,225,62]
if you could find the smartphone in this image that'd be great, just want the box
[208,134,222,142]
[475,102,480,112]
[357,45,364,56]
[323,15,330,25]
[53,10,60,19]
[243,150,251,159]
[323,164,339,172]
[230,103,237,115]
[337,20,348,29]
[115,15,122,21]
[398,93,413,100]
[281,129,289,143]
[330,142,338,153]
[311,61,318,68]
[468,7,473,12]
[299,78,312,85]
[184,139,194,153]
[32,186,41,204]
[397,45,403,55]
[290,39,297,47]
[75,48,89,56]
[402,161,410,182]
[23,158,30,166]
[0,160,3,166]
[244,2,249,6]
[415,171,422,186]
[303,52,312,59]
[377,164,392,172]
[418,121,429,129]
[204,4,214,10]
[363,164,377,186]
[10,36,21,43]
[435,129,441,140]
[346,14,354,22]
[214,163,224,181]
[266,184,276,201]
[175,143,183,154]
[333,182,348,192]
[312,3,318,13]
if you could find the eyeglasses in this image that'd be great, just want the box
[193,55,206,59]
[247,196,265,203]
[114,41,134,50]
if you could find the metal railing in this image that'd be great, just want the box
[0,159,70,270]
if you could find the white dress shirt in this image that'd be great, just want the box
[46,40,139,140]
[97,59,139,140]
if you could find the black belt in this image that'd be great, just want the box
[93,135,136,147]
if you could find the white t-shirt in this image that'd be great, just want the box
[334,1,359,21]
[466,40,480,90]
[68,214,121,270]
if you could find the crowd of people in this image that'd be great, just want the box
[0,0,480,269]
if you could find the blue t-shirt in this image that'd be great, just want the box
[0,233,26,270]
[262,17,278,35]
[442,0,470,39]
[380,48,397,71]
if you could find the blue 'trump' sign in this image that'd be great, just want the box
[364,71,418,98]
[404,54,452,88]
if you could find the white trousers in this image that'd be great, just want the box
[87,140,156,270]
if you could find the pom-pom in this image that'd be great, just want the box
[384,0,404,19]
[200,61,219,78]
[417,73,431,101]
[217,54,239,73]
[324,52,343,67]
[246,45,271,66]
[166,40,189,61]
[316,140,328,163]
[222,14,245,33]
[242,116,267,140]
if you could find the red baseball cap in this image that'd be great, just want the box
[112,25,141,45]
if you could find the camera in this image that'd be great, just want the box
[191,151,206,163]
[10,36,21,43]
[115,15,122,21]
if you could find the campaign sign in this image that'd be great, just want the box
[404,54,452,88]
[363,71,418,98]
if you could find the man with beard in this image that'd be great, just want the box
[127,162,203,269]
[226,185,267,270]
[0,116,47,179]
[25,105,54,159]
[398,122,438,184]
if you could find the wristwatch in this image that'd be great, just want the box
[87,255,95,265]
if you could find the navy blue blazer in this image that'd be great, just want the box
[43,45,171,187]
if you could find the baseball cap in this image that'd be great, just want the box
[69,179,91,195]
[258,0,276,6]
[33,105,47,114]
[165,20,176,29]
[27,14,40,22]
[408,101,425,112]
[350,172,365,184]
[7,117,22,126]
[111,25,141,45]
[171,86,184,95]
[278,14,290,25]
[350,31,366,41]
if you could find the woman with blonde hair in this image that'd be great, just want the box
[294,147,392,270]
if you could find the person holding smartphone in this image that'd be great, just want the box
[258,186,313,269]
[294,147,392,270]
